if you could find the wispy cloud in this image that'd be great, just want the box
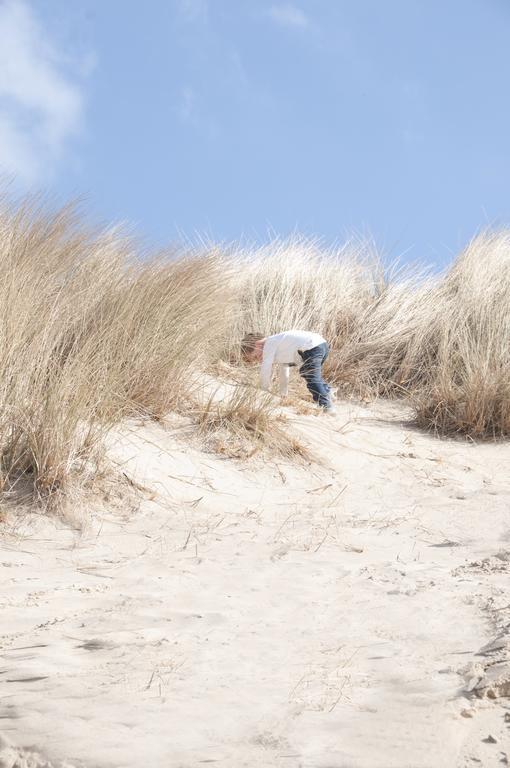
[268,3,309,29]
[0,0,86,185]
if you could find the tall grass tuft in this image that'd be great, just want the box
[413,231,510,437]
[327,265,440,397]
[194,384,311,460]
[0,197,233,505]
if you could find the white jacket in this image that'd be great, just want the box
[260,330,326,395]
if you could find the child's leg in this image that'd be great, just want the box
[299,347,331,408]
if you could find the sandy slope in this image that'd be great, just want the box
[1,399,509,768]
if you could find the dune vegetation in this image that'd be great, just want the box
[0,194,508,506]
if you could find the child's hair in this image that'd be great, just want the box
[241,332,265,358]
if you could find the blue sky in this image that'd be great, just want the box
[1,0,510,267]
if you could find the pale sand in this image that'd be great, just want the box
[1,398,509,767]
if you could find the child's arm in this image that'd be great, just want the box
[260,343,276,391]
[278,365,290,396]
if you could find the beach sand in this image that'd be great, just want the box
[1,398,509,767]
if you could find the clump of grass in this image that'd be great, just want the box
[0,199,119,504]
[85,251,235,420]
[413,231,510,437]
[193,384,311,460]
[0,195,234,508]
[327,264,440,398]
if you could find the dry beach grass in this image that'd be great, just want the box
[0,197,233,505]
[0,193,508,508]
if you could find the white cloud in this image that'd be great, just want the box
[0,0,85,185]
[268,3,309,29]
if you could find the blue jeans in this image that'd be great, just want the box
[298,342,331,408]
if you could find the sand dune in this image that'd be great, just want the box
[1,399,509,767]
